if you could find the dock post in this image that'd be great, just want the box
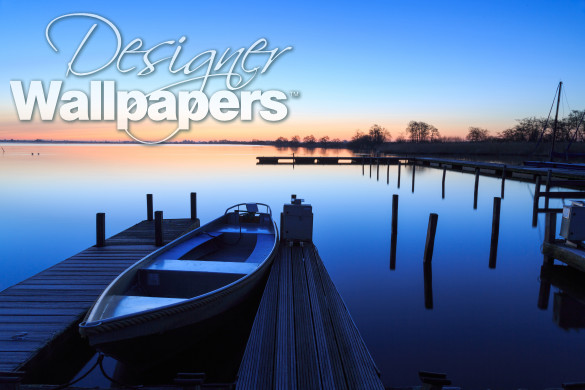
[155,211,164,246]
[423,262,433,309]
[489,197,501,269]
[411,164,415,193]
[190,192,197,220]
[376,159,380,181]
[543,212,557,266]
[397,161,401,188]
[362,157,364,175]
[532,175,541,227]
[390,194,398,270]
[501,165,506,199]
[441,168,446,199]
[369,157,372,178]
[146,194,153,221]
[423,213,439,264]
[473,168,479,209]
[387,163,390,184]
[544,170,552,210]
[96,213,105,247]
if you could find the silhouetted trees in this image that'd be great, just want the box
[349,124,391,150]
[466,127,489,141]
[405,121,440,142]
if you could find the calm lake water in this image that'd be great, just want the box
[1,144,584,388]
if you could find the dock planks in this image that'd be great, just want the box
[237,244,384,390]
[0,218,199,380]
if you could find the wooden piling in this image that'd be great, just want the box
[423,213,439,264]
[501,165,506,199]
[362,157,364,175]
[423,262,433,309]
[473,168,479,209]
[532,175,541,227]
[390,194,398,270]
[489,197,501,269]
[411,164,415,193]
[387,163,390,184]
[146,193,153,221]
[543,212,557,266]
[397,162,401,188]
[155,210,164,246]
[190,192,197,220]
[369,158,372,178]
[441,168,446,199]
[376,159,379,181]
[96,213,105,247]
[544,170,552,210]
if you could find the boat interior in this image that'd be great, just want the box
[90,205,276,321]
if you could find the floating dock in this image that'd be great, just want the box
[237,243,383,390]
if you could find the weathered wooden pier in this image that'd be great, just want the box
[0,197,383,389]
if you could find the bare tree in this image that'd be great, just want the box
[466,127,489,141]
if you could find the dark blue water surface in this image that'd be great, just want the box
[1,144,583,388]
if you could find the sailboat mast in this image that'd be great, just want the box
[549,81,563,162]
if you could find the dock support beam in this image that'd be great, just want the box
[489,197,501,269]
[423,213,438,264]
[146,194,153,221]
[390,194,398,270]
[96,213,105,247]
[473,169,479,209]
[441,168,446,199]
[191,192,197,220]
[532,175,541,227]
[155,211,164,246]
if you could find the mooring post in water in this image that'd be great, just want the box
[155,210,164,246]
[544,170,552,210]
[473,168,479,209]
[423,213,439,264]
[190,192,197,220]
[397,161,401,188]
[442,167,446,199]
[390,194,398,270]
[543,212,557,266]
[146,194,153,221]
[411,163,416,193]
[362,157,364,175]
[489,197,501,269]
[369,157,372,178]
[423,262,433,309]
[96,213,105,247]
[387,163,390,184]
[500,166,506,200]
[532,175,541,227]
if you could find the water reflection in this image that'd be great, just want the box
[539,263,585,330]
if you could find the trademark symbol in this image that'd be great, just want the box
[290,91,300,98]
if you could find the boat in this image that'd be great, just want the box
[79,203,278,365]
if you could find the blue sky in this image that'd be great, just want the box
[0,0,584,141]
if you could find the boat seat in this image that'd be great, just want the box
[102,295,186,319]
[145,260,258,274]
[245,234,275,263]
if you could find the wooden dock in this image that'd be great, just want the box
[257,155,585,185]
[237,243,384,390]
[0,218,199,383]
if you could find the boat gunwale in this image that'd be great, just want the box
[80,209,278,333]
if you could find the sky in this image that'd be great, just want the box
[0,0,584,142]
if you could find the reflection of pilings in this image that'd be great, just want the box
[544,170,552,210]
[501,165,506,199]
[441,168,446,199]
[532,175,541,227]
[390,194,398,270]
[424,262,433,309]
[411,164,416,193]
[473,168,479,209]
[537,267,551,310]
[489,197,501,269]
[423,213,439,264]
[397,162,401,188]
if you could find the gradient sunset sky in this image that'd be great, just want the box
[1,0,584,142]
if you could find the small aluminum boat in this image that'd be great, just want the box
[79,203,278,365]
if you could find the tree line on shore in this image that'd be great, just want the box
[270,109,585,150]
